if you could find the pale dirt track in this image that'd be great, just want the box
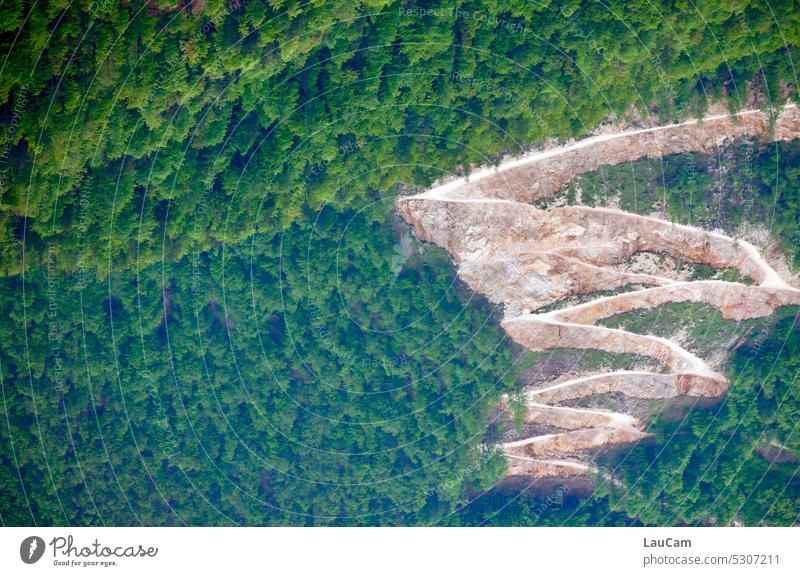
[397,104,800,478]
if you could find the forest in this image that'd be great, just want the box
[1,0,799,525]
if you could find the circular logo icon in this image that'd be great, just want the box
[20,536,46,564]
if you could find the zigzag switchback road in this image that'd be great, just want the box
[397,104,800,480]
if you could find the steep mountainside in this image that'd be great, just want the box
[397,105,800,479]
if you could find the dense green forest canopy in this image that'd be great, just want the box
[0,1,799,525]
[0,198,518,524]
[2,0,798,276]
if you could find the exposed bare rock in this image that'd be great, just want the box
[529,371,679,403]
[505,426,649,459]
[433,105,800,204]
[506,456,595,478]
[396,105,800,481]
[756,440,798,464]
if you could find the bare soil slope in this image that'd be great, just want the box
[397,105,800,479]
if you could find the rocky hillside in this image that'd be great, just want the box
[397,105,800,480]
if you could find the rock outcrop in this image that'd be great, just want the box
[397,105,800,479]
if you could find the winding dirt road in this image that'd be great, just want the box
[397,104,800,478]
